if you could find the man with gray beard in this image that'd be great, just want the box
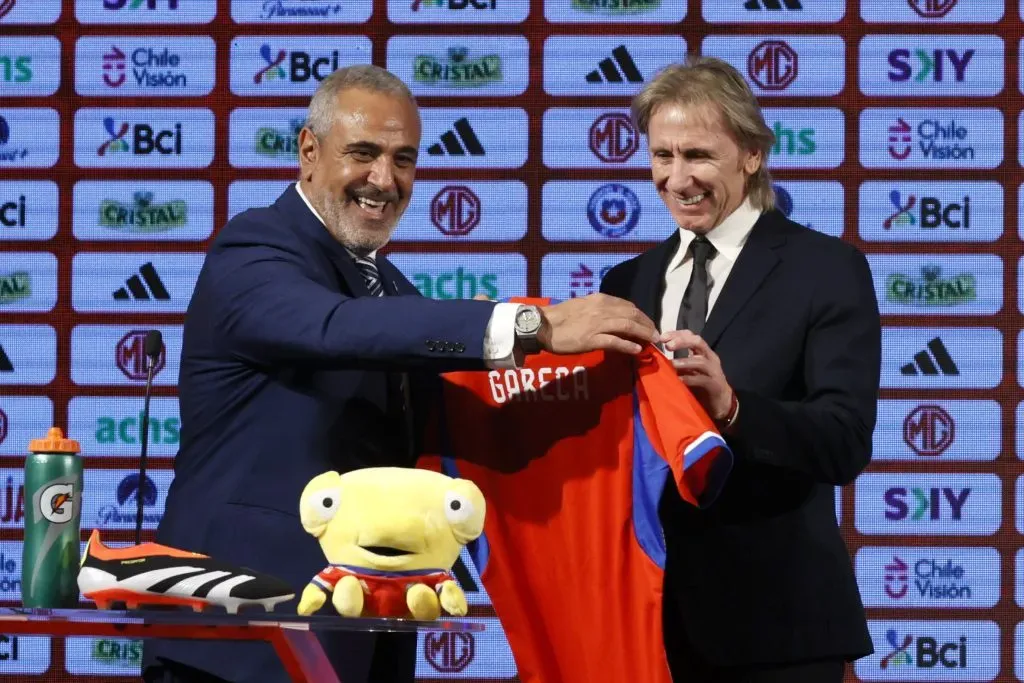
[142,65,658,683]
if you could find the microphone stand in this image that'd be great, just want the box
[136,353,155,546]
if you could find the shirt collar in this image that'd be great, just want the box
[295,182,377,260]
[666,196,761,274]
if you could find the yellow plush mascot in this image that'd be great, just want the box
[296,467,485,621]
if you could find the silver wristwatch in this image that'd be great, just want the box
[513,305,543,354]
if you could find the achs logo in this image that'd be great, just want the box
[569,263,613,298]
[587,184,640,238]
[900,336,959,377]
[427,118,484,157]
[0,1,15,20]
[770,120,815,156]
[115,330,166,381]
[586,45,642,84]
[0,271,30,304]
[254,44,342,85]
[0,116,29,162]
[888,48,973,83]
[98,473,160,526]
[256,118,302,158]
[884,190,970,230]
[887,117,974,162]
[104,0,179,9]
[414,47,502,87]
[571,0,660,12]
[0,52,31,83]
[102,46,127,87]
[431,186,480,236]
[100,191,187,233]
[880,629,967,669]
[259,1,345,19]
[884,486,969,521]
[885,265,975,305]
[907,0,957,18]
[884,556,908,598]
[412,268,498,300]
[589,113,638,163]
[748,40,797,91]
[424,632,474,673]
[96,412,180,446]
[903,404,954,456]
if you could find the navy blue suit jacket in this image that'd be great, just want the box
[143,185,497,683]
[601,210,880,669]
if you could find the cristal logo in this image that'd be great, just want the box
[424,632,474,672]
[903,405,954,456]
[907,0,957,18]
[588,113,638,163]
[116,330,166,381]
[748,40,797,91]
[430,186,480,236]
[885,265,975,306]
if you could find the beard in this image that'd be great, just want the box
[316,189,402,256]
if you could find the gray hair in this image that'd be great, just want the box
[304,64,418,139]
[631,55,777,211]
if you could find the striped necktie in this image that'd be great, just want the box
[354,255,384,297]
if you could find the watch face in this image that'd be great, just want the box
[517,308,541,332]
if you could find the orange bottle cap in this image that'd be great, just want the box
[29,428,80,454]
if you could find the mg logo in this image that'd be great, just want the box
[430,186,480,236]
[0,0,14,20]
[903,405,954,457]
[748,40,798,91]
[907,0,958,18]
[116,330,165,381]
[424,632,474,673]
[589,113,638,163]
[0,409,6,447]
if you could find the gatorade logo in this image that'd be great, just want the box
[40,483,73,524]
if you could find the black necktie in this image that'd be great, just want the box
[354,255,384,297]
[674,236,716,358]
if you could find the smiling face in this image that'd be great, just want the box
[647,101,762,235]
[299,468,485,573]
[298,87,421,255]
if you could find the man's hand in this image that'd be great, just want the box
[537,294,659,356]
[663,329,735,421]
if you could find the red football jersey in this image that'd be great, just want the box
[420,300,733,683]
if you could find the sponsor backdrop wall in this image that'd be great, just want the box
[0,0,1019,680]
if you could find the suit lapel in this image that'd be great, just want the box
[700,211,786,348]
[634,231,680,330]
[377,256,419,297]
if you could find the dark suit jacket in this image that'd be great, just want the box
[142,184,497,683]
[600,209,879,667]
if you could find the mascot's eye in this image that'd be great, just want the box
[306,488,341,524]
[444,492,474,525]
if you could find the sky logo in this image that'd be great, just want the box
[856,473,1001,535]
[859,35,1003,96]
[77,0,216,23]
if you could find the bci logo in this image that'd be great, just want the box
[0,196,24,227]
[884,190,969,229]
[412,0,496,9]
[424,632,474,672]
[255,44,345,84]
[430,186,480,236]
[885,487,968,521]
[98,117,182,157]
[0,634,20,661]
[880,629,966,670]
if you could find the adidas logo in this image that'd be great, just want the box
[744,0,803,9]
[113,262,170,301]
[427,118,485,156]
[900,337,959,376]
[0,344,11,372]
[585,45,643,84]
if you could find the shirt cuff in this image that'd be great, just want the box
[483,303,521,369]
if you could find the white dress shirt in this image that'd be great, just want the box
[294,183,519,368]
[659,197,762,340]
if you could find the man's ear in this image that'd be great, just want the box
[742,148,762,176]
[298,127,320,182]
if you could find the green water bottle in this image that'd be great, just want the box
[22,428,83,609]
